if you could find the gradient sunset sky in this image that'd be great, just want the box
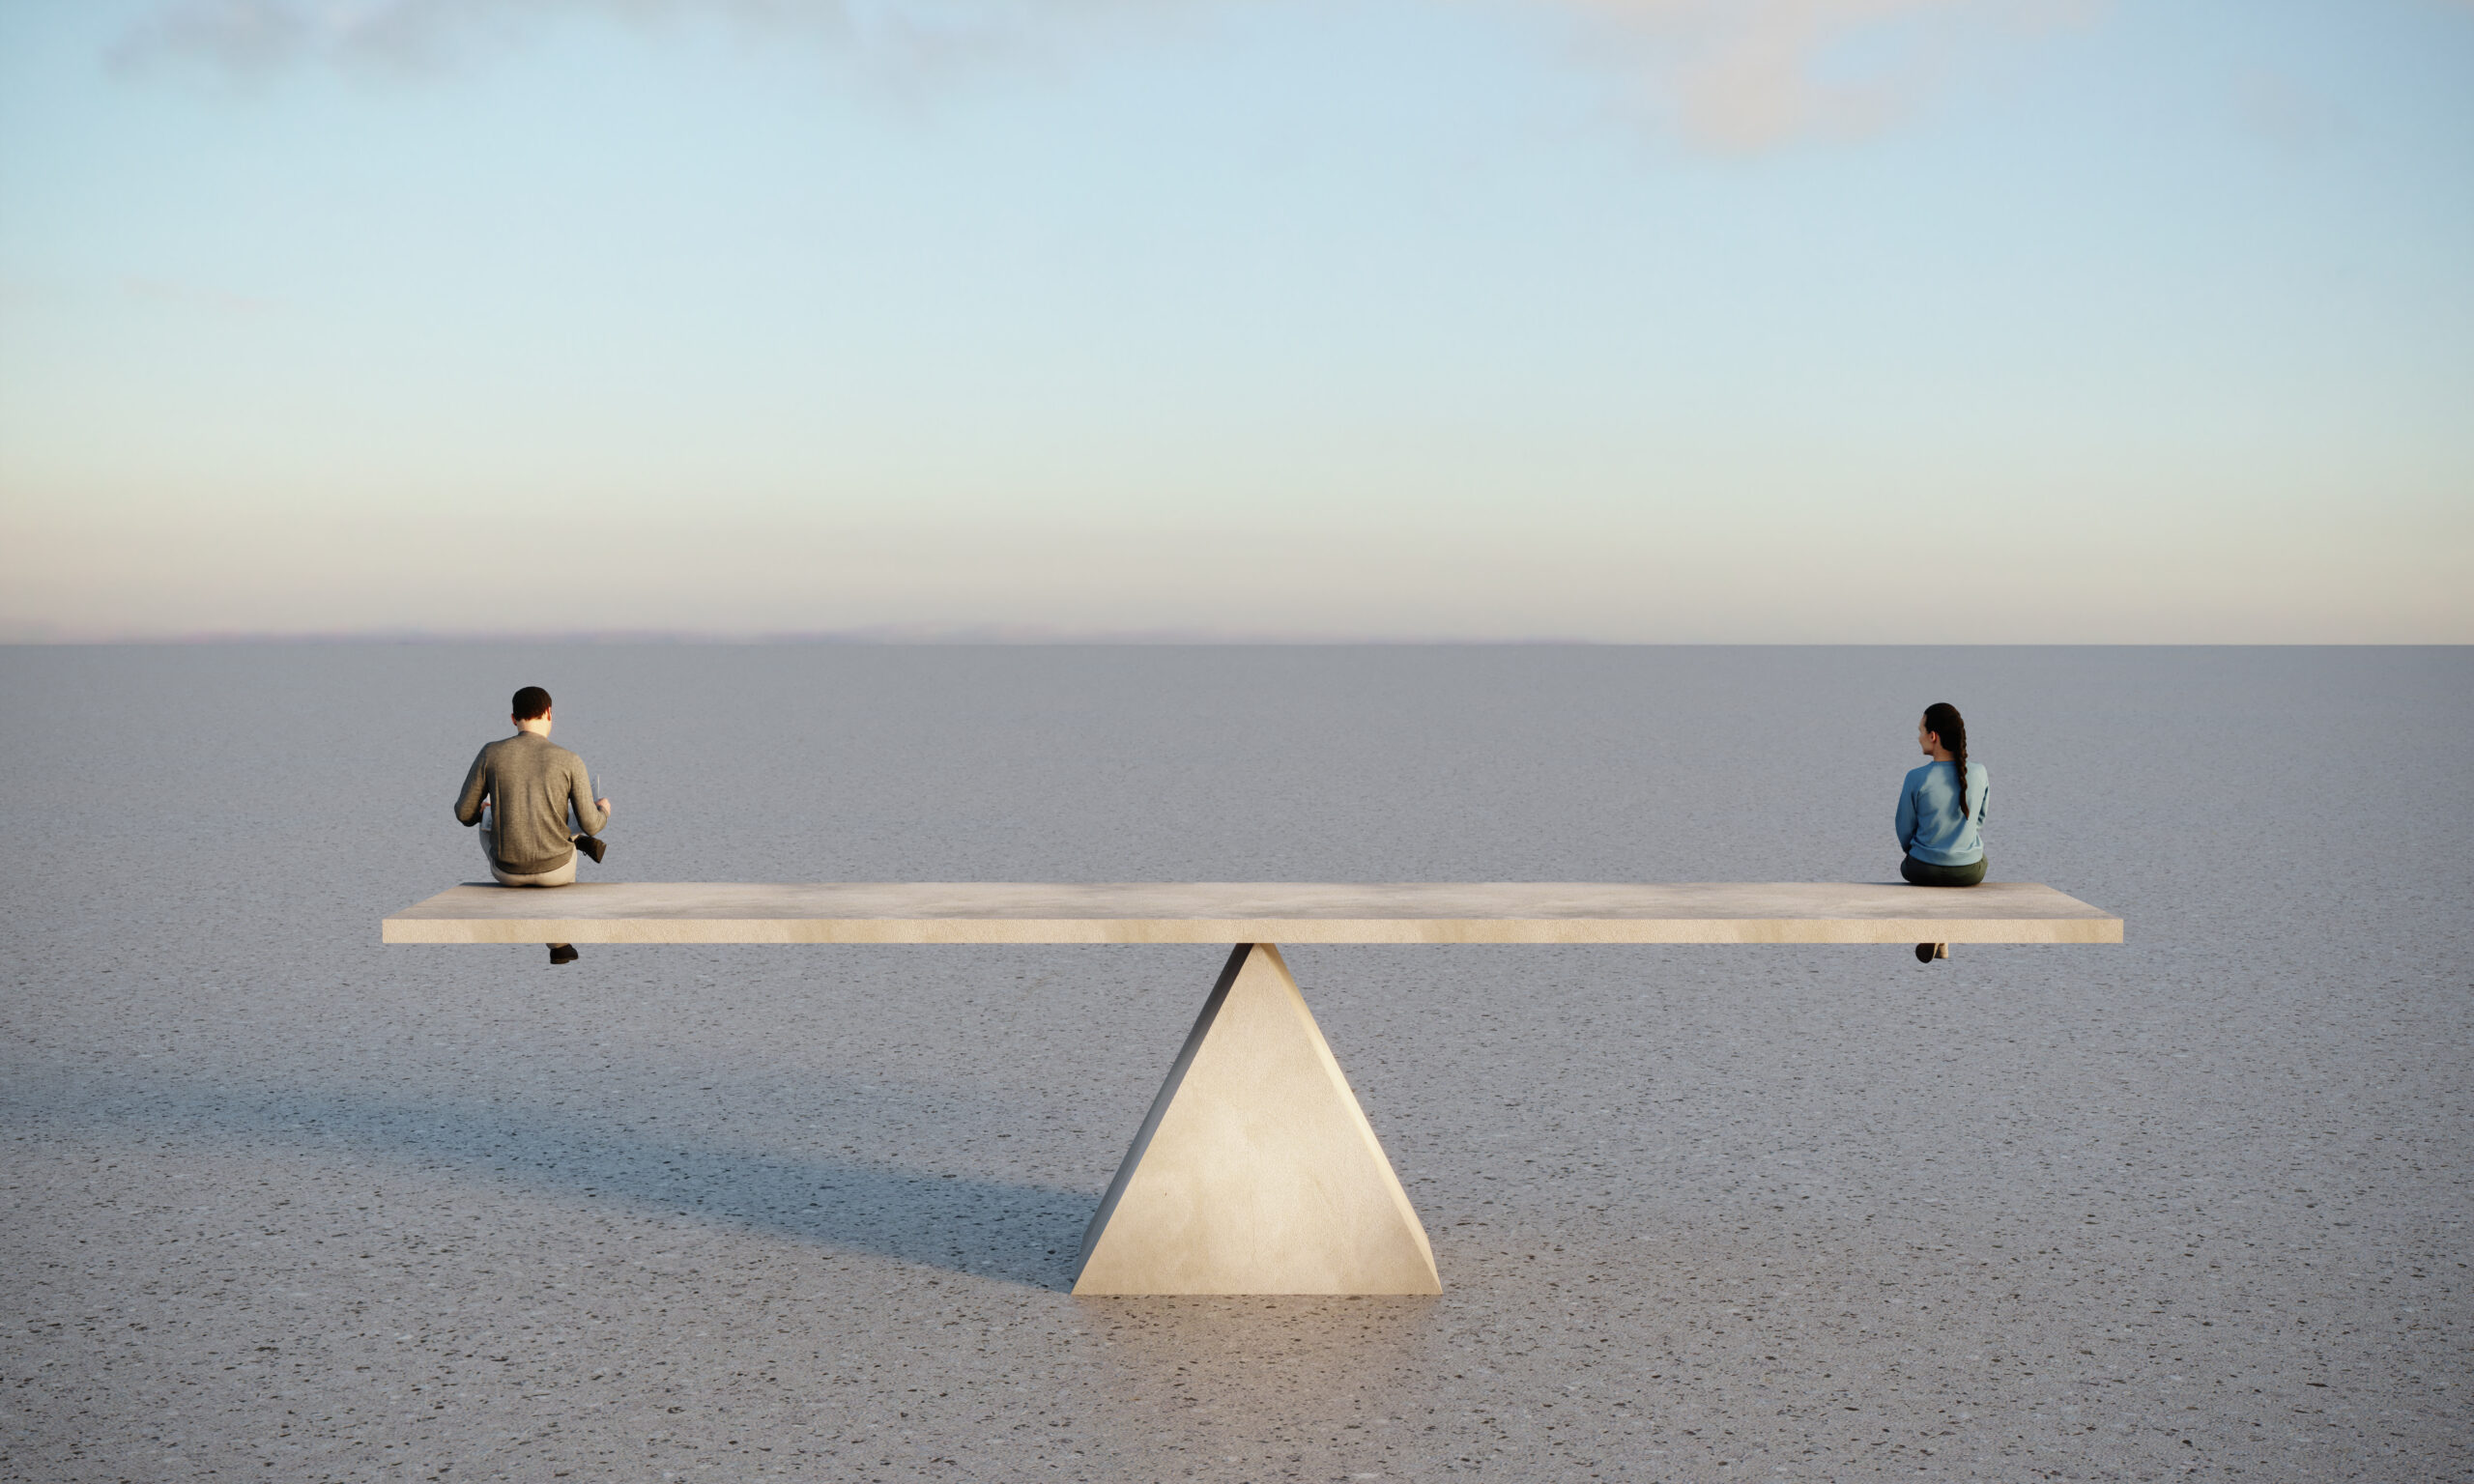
[3,0,2468,642]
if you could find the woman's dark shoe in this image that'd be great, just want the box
[574,834,608,865]
[549,944,579,965]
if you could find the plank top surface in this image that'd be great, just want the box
[384,881,2121,945]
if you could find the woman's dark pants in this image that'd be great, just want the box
[1901,855,1986,887]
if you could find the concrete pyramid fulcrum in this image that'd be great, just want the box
[1072,943,1440,1295]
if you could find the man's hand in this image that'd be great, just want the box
[596,797,612,815]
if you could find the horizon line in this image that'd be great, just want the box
[1,626,2464,649]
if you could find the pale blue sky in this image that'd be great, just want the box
[3,0,2469,641]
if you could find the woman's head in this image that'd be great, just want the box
[1919,702,1964,755]
[1920,702,1971,818]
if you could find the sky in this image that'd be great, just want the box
[1,0,2469,642]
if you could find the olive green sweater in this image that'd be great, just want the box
[453,732,606,876]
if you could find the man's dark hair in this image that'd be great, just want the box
[512,686,553,721]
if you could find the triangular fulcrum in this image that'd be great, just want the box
[1073,943,1440,1295]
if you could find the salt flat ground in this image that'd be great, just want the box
[2,644,2466,1484]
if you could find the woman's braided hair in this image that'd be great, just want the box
[1922,701,1970,823]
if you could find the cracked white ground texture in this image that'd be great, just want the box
[2,644,2465,1481]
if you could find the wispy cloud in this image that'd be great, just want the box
[1555,0,2096,150]
[110,0,2088,149]
[107,0,1131,81]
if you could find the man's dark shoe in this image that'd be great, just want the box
[1914,942,1937,964]
[574,834,607,865]
[549,944,579,965]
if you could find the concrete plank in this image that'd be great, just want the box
[383,880,2121,945]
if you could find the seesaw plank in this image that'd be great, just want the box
[383,881,2121,946]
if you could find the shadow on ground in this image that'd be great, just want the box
[7,1072,1100,1290]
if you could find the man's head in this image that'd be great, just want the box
[512,686,553,735]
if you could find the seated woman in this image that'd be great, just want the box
[1897,702,1988,961]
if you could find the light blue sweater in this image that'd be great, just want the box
[1896,759,1989,866]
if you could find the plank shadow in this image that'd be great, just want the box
[18,1077,1100,1290]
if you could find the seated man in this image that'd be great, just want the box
[453,685,612,965]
